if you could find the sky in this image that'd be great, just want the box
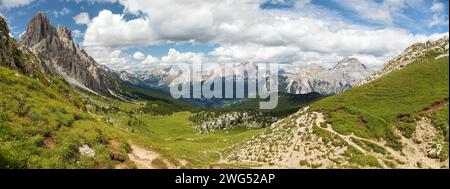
[0,0,448,71]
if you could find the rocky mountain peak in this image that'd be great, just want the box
[333,58,367,70]
[19,12,121,96]
[21,12,57,47]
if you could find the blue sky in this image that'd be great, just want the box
[0,0,448,71]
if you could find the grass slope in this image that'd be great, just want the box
[0,66,132,168]
[310,55,449,150]
[236,92,324,111]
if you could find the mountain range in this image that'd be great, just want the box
[120,57,373,97]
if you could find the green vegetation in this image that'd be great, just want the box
[312,126,346,147]
[327,111,372,139]
[236,92,323,111]
[350,138,387,155]
[430,106,449,161]
[0,66,131,168]
[121,84,196,111]
[310,56,449,150]
[431,106,449,142]
[109,112,264,167]
[344,146,382,168]
[395,114,417,138]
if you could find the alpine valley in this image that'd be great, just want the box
[0,11,448,169]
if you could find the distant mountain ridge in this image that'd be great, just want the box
[121,58,372,96]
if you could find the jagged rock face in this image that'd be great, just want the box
[20,13,119,95]
[360,35,449,85]
[283,58,372,95]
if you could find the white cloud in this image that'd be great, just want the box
[142,55,159,64]
[161,49,203,64]
[76,0,447,71]
[429,14,447,27]
[429,0,448,28]
[431,1,445,12]
[132,51,160,65]
[54,7,71,18]
[84,10,156,47]
[210,43,300,64]
[335,0,422,24]
[73,12,90,25]
[0,0,34,8]
[132,51,146,60]
[84,46,131,70]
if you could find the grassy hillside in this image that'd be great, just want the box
[0,66,133,168]
[310,55,449,150]
[236,92,324,111]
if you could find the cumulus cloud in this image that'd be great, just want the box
[84,10,156,47]
[73,12,90,25]
[132,51,146,60]
[142,55,159,64]
[75,0,447,71]
[161,49,203,64]
[84,46,130,70]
